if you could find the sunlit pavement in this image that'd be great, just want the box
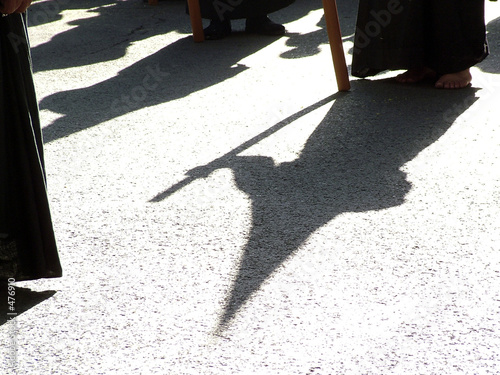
[2,0,500,373]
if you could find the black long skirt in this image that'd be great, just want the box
[352,0,489,77]
[198,0,295,21]
[0,14,62,281]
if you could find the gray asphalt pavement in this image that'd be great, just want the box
[2,0,500,374]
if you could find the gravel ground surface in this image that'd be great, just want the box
[2,0,500,374]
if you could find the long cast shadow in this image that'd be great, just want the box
[153,79,480,332]
[30,0,330,73]
[29,0,184,72]
[37,0,348,143]
[215,80,479,331]
[40,34,277,143]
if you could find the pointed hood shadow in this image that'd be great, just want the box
[0,285,56,325]
[212,79,479,332]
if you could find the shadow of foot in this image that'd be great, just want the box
[0,283,56,326]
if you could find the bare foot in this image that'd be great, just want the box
[435,69,472,89]
[395,67,436,84]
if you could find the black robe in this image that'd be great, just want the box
[198,0,295,21]
[0,14,62,281]
[352,0,489,77]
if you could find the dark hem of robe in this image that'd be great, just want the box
[1,14,62,281]
[352,0,489,78]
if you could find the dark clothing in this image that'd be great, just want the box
[352,0,489,77]
[0,14,62,281]
[198,0,295,21]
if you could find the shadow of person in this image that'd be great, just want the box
[206,79,479,333]
[29,0,186,72]
[37,0,352,143]
[27,0,116,29]
[40,33,281,143]
[0,284,56,326]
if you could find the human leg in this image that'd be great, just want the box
[424,0,487,88]
[352,0,487,90]
[197,0,294,39]
[203,18,232,40]
[245,16,286,36]
[425,0,487,75]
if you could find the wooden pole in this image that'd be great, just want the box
[322,0,350,91]
[187,0,205,42]
[148,0,158,5]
